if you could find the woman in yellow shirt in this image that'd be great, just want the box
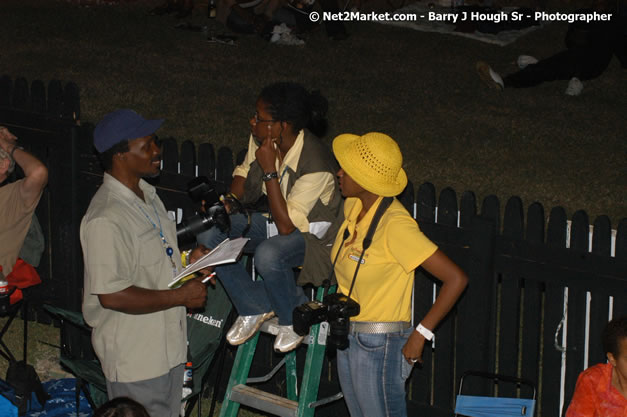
[330,132,468,417]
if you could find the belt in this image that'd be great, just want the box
[349,321,411,334]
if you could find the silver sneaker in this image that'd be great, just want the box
[226,312,275,345]
[273,325,305,353]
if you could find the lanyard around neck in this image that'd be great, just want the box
[136,199,177,272]
[331,197,393,299]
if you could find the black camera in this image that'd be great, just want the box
[176,177,230,245]
[293,292,360,350]
[186,176,226,205]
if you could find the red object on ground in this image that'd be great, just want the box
[6,258,42,304]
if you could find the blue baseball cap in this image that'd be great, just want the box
[94,109,164,153]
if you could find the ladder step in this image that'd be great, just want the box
[230,384,298,417]
[259,317,281,336]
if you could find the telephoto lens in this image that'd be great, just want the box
[176,203,230,245]
[325,293,360,350]
[327,316,351,350]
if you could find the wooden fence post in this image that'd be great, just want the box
[614,219,627,317]
[428,187,458,410]
[456,214,496,396]
[498,196,524,397]
[541,206,568,416]
[588,215,612,365]
[179,140,196,177]
[520,202,544,393]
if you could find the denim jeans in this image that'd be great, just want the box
[196,212,308,325]
[337,327,415,417]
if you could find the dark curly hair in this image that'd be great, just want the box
[98,139,130,172]
[93,397,151,417]
[259,82,329,137]
[602,315,627,357]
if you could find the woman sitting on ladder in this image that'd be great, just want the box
[197,82,342,353]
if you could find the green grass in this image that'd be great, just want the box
[0,317,69,380]
[1,0,625,225]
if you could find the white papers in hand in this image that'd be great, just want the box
[168,237,249,288]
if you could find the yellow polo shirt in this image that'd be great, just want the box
[331,197,438,322]
[232,130,335,233]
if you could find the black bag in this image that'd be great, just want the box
[6,360,49,415]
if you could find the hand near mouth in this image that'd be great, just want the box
[255,135,279,173]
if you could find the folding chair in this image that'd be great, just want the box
[45,286,234,417]
[454,371,536,417]
[42,304,108,412]
[183,280,233,417]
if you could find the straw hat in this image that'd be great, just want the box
[332,132,407,197]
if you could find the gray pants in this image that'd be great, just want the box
[106,364,185,417]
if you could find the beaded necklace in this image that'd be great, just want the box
[136,199,177,274]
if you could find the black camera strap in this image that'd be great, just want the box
[329,197,394,299]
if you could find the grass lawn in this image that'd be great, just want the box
[1,0,624,225]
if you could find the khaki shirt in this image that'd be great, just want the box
[233,130,335,233]
[81,173,186,383]
[0,180,40,275]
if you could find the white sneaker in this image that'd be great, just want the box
[226,312,275,345]
[273,325,305,353]
[270,23,305,46]
[517,55,538,69]
[476,61,504,90]
[565,77,583,96]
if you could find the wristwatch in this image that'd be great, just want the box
[10,146,24,160]
[262,172,278,182]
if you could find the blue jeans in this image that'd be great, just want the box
[196,212,308,325]
[337,327,415,417]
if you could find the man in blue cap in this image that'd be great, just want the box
[80,109,208,417]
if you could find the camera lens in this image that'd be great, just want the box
[176,212,215,245]
[328,316,350,350]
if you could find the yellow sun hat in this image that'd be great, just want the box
[332,132,408,197]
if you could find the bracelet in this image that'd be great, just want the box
[416,323,434,341]
[10,146,24,160]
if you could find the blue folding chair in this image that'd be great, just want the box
[454,371,536,417]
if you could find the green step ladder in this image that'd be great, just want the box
[218,286,343,417]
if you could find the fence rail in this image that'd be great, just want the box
[1,77,625,417]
